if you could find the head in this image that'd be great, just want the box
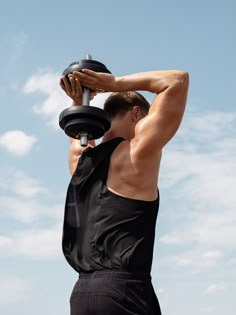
[104,91,150,120]
[103,91,150,139]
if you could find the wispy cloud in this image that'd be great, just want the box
[157,109,236,278]
[0,168,64,260]
[0,225,62,260]
[0,169,62,224]
[165,249,224,269]
[204,283,226,294]
[90,92,111,108]
[15,225,62,260]
[0,170,46,198]
[0,236,11,248]
[23,69,111,129]
[0,130,37,156]
[0,195,62,224]
[0,274,31,304]
[159,109,236,246]
[23,69,69,128]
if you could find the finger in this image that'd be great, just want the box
[72,71,90,87]
[74,77,83,99]
[68,75,76,92]
[73,70,98,82]
[72,71,87,79]
[59,78,66,91]
[81,69,98,76]
[60,77,71,94]
[72,71,101,91]
[61,76,72,94]
[69,75,78,97]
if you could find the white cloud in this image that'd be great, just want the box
[0,167,64,260]
[156,287,165,294]
[0,170,46,198]
[0,274,31,304]
[0,236,12,248]
[202,251,223,260]
[164,249,223,269]
[159,110,236,252]
[0,130,37,156]
[0,225,62,260]
[0,168,63,224]
[0,196,63,224]
[159,233,184,245]
[0,173,63,260]
[90,92,111,109]
[23,69,111,128]
[23,70,69,128]
[177,111,236,144]
[15,225,62,260]
[205,283,226,294]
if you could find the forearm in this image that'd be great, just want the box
[115,70,188,94]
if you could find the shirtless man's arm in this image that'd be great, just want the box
[74,69,189,154]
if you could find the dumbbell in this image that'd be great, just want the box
[59,54,111,146]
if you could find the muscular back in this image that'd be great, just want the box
[106,140,161,201]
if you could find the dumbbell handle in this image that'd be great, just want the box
[80,54,92,146]
[82,54,92,107]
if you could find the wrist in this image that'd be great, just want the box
[115,76,128,92]
[71,100,82,106]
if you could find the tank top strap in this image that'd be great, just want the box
[70,137,124,194]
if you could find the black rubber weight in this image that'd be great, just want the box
[59,106,111,139]
[63,59,111,76]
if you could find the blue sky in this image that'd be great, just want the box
[0,0,235,314]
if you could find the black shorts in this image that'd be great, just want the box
[70,269,161,315]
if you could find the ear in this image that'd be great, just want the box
[131,106,140,121]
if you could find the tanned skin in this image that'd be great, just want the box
[60,68,189,201]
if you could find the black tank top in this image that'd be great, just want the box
[62,137,159,274]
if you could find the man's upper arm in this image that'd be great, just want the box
[132,71,189,158]
[68,139,95,175]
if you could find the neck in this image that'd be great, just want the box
[102,118,132,143]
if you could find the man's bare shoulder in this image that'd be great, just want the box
[112,139,161,169]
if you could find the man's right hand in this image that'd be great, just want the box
[60,73,97,175]
[59,74,97,105]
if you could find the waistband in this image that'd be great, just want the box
[79,269,152,281]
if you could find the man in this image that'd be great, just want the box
[60,66,189,315]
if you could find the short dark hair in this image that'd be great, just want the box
[104,91,150,119]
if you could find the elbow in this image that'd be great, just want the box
[175,70,189,88]
[167,70,189,94]
[165,70,189,98]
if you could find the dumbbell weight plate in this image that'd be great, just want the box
[59,106,111,139]
[63,60,111,76]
